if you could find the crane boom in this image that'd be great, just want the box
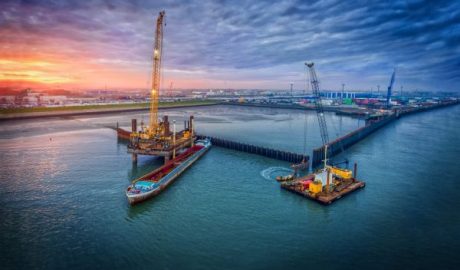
[386,68,395,108]
[306,62,329,146]
[168,81,173,97]
[149,10,165,136]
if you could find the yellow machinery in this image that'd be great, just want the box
[309,180,322,194]
[131,10,166,140]
[329,166,352,179]
[126,10,196,163]
[148,10,165,138]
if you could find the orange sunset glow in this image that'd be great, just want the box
[0,52,152,90]
[0,1,220,91]
[1,0,459,92]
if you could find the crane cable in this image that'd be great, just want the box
[329,113,347,161]
[303,65,308,157]
[303,110,308,156]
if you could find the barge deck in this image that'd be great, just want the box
[280,177,365,205]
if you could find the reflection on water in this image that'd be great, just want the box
[1,134,68,197]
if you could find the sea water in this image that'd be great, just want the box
[1,105,459,269]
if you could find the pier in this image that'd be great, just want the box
[116,100,459,169]
[118,129,309,164]
[117,121,309,164]
[197,135,309,164]
[116,117,197,164]
[312,100,460,167]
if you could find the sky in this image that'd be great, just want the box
[0,0,459,92]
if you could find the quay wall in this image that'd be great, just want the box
[312,100,460,167]
[312,114,396,167]
[197,135,309,164]
[223,102,339,112]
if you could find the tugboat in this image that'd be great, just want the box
[126,139,211,205]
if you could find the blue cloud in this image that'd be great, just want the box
[1,0,459,91]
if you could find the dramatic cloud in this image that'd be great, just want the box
[0,0,459,91]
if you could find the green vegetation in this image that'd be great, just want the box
[0,100,219,115]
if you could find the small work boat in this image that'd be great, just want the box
[126,138,211,205]
[276,174,294,182]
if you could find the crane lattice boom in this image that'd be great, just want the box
[386,68,396,108]
[149,10,165,136]
[306,62,329,146]
[168,81,173,97]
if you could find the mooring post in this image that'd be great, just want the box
[164,155,169,164]
[190,115,194,147]
[173,120,176,159]
[354,162,357,179]
[132,153,137,164]
[131,119,137,132]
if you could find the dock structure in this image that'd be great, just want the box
[116,116,197,164]
[196,135,309,164]
[312,114,396,167]
[128,133,194,163]
[312,100,460,167]
[118,129,308,164]
[115,100,458,168]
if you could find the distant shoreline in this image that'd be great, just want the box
[0,101,220,121]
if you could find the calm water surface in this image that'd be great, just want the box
[1,105,459,269]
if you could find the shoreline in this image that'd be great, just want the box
[0,103,220,121]
[2,100,458,122]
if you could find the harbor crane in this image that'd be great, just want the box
[127,10,196,163]
[168,81,174,97]
[130,10,172,142]
[305,62,353,194]
[305,62,349,168]
[123,10,210,203]
[305,62,329,147]
[147,10,165,137]
[386,68,396,108]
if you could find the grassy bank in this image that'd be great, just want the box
[0,100,219,115]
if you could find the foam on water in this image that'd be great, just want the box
[260,166,293,181]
